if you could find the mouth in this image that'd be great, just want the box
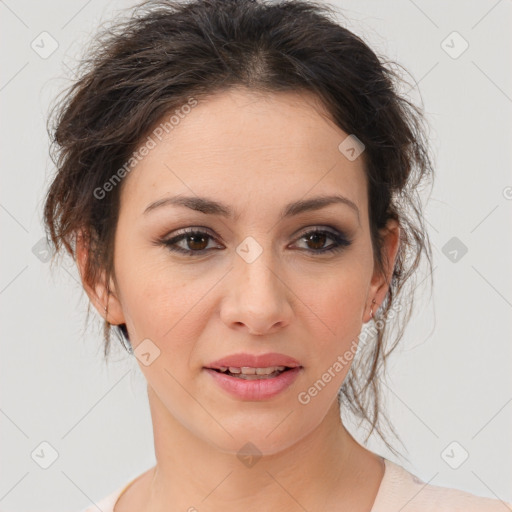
[204,365,303,400]
[207,366,298,380]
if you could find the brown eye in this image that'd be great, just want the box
[293,228,352,254]
[304,231,328,250]
[160,229,221,255]
[186,233,209,251]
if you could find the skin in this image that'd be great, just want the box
[77,87,400,512]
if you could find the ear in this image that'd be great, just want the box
[364,218,401,323]
[75,230,126,325]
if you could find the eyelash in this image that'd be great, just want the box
[157,226,352,256]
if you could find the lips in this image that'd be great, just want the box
[206,352,302,371]
[215,366,288,377]
[204,365,303,400]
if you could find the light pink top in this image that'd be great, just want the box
[79,458,511,511]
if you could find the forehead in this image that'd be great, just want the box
[119,87,368,222]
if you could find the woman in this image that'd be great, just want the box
[43,0,510,511]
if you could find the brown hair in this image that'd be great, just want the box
[43,0,435,461]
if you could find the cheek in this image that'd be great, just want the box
[298,259,370,364]
[113,243,215,349]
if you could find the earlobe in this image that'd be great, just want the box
[366,219,401,322]
[75,230,126,325]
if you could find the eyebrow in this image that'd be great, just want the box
[143,193,360,223]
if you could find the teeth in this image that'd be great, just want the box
[218,366,287,375]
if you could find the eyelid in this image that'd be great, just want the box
[156,224,352,258]
[160,226,218,242]
[292,223,353,241]
[293,225,344,237]
[160,224,349,243]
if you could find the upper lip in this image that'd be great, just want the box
[206,352,302,370]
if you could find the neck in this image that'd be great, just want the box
[138,386,382,512]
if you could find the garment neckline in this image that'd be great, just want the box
[112,470,147,511]
[369,457,401,512]
[113,456,394,512]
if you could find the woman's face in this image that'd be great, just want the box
[93,87,398,455]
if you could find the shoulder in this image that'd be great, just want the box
[416,482,511,511]
[76,482,129,512]
[373,458,512,512]
[76,466,153,512]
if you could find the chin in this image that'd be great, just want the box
[197,417,317,459]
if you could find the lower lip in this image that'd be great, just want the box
[204,367,302,400]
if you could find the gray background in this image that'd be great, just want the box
[1,0,511,510]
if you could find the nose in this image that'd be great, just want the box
[220,246,293,336]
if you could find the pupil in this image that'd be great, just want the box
[189,234,207,250]
[306,232,326,250]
